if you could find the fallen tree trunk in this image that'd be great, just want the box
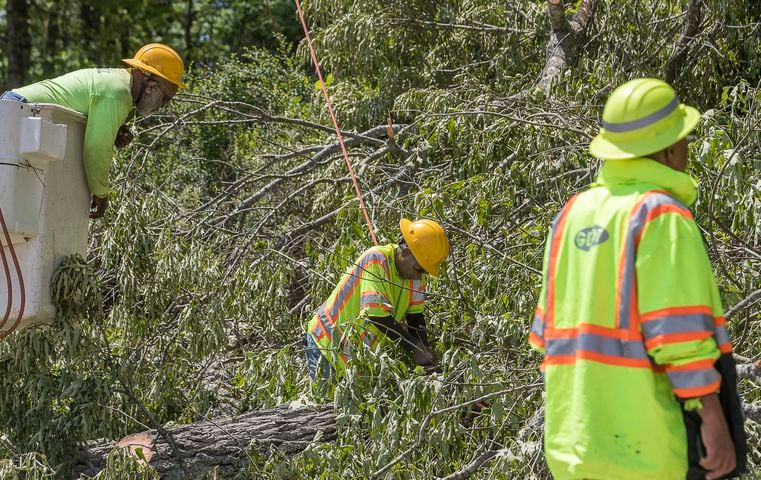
[73,404,336,479]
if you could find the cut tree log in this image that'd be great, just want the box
[73,404,336,479]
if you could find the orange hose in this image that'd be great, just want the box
[0,208,24,338]
[0,209,11,330]
[294,0,379,246]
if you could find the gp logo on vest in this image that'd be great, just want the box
[574,225,609,251]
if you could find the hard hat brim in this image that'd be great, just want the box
[122,58,186,89]
[589,105,700,160]
[399,218,441,277]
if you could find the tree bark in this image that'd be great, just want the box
[736,361,761,383]
[665,0,704,85]
[440,449,503,480]
[5,0,31,88]
[539,0,597,96]
[745,403,761,424]
[73,404,336,479]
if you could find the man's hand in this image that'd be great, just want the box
[698,393,736,480]
[412,344,434,366]
[114,124,134,148]
[90,195,109,219]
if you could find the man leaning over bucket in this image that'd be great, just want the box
[1,43,185,219]
[305,218,449,386]
[529,78,745,480]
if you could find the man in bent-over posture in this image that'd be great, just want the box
[1,43,185,219]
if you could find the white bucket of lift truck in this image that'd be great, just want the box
[0,100,90,333]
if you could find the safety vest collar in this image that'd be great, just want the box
[594,157,698,206]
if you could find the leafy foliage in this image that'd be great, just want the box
[0,0,759,478]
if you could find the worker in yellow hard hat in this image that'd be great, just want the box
[305,218,449,386]
[531,78,745,480]
[0,43,185,219]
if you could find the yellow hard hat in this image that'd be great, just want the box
[589,78,700,160]
[123,43,186,89]
[399,218,450,277]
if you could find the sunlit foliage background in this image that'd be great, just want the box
[0,0,759,478]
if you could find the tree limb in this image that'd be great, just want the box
[73,405,336,479]
[438,449,503,480]
[389,18,531,35]
[725,288,761,321]
[736,362,761,383]
[540,0,597,96]
[665,0,704,84]
[369,383,542,480]
[744,403,761,424]
[219,124,407,227]
[547,0,569,32]
[569,0,596,32]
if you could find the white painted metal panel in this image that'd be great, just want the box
[0,101,89,332]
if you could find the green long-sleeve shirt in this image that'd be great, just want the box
[15,68,133,197]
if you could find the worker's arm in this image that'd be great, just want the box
[356,252,432,365]
[368,316,433,365]
[636,202,736,478]
[406,312,429,347]
[636,206,723,396]
[695,393,736,479]
[83,94,131,199]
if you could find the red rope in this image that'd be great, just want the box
[294,0,379,246]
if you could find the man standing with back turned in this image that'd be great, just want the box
[529,78,745,479]
[1,43,185,219]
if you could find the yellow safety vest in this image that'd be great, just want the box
[530,159,731,479]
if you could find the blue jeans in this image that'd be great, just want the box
[305,333,334,387]
[1,91,28,102]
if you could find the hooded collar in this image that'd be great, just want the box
[593,158,698,206]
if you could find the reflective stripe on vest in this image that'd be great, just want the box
[544,324,655,369]
[410,280,426,306]
[529,307,545,348]
[544,191,699,370]
[641,306,713,349]
[308,249,392,365]
[323,250,390,324]
[617,191,693,334]
[713,316,732,353]
[360,290,393,313]
[545,194,580,330]
[665,359,722,397]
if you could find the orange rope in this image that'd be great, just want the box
[294,0,379,246]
